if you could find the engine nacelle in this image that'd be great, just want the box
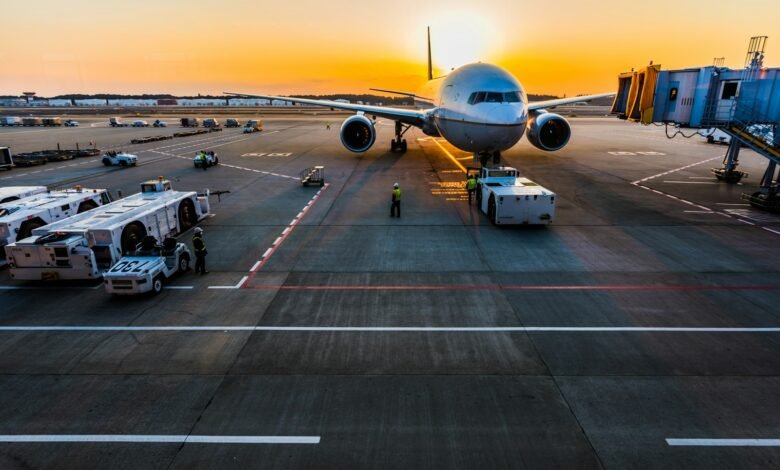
[340,115,376,153]
[526,111,571,151]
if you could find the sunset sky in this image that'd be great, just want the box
[2,0,778,97]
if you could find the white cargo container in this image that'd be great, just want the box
[0,188,111,251]
[0,186,48,204]
[475,166,556,225]
[5,178,210,281]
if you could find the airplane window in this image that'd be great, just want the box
[468,92,486,105]
[485,92,502,103]
[503,92,521,102]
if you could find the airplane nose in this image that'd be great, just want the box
[489,103,526,126]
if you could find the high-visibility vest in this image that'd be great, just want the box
[466,178,477,190]
[392,188,401,201]
[192,234,206,253]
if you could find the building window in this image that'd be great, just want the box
[721,82,738,100]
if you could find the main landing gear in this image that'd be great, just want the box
[475,151,502,167]
[391,121,410,153]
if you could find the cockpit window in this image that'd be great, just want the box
[468,91,524,105]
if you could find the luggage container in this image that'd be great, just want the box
[5,178,210,281]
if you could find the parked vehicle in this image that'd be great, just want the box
[193,151,219,168]
[110,117,129,127]
[225,118,241,128]
[132,120,149,127]
[243,119,262,133]
[63,120,80,127]
[180,118,201,127]
[0,117,22,126]
[0,148,12,171]
[152,120,167,128]
[203,118,221,128]
[41,118,63,126]
[102,151,138,167]
[103,236,191,295]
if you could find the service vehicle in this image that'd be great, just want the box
[180,117,201,127]
[243,119,262,133]
[193,151,219,168]
[132,120,149,127]
[22,117,42,127]
[0,187,111,251]
[102,151,138,167]
[225,118,241,128]
[63,120,80,127]
[5,177,210,281]
[700,128,731,145]
[41,118,62,126]
[152,120,167,127]
[109,117,129,127]
[0,147,12,171]
[202,118,221,128]
[0,117,22,126]
[0,186,47,204]
[103,236,191,295]
[473,166,556,225]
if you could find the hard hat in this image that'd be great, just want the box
[393,182,399,188]
[194,227,203,234]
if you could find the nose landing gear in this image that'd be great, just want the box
[391,121,410,153]
[475,151,502,167]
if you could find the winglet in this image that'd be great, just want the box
[427,27,433,81]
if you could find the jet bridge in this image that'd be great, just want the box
[611,36,780,211]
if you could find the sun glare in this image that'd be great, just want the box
[430,12,497,75]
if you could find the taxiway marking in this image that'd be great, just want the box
[432,138,467,173]
[666,439,780,447]
[0,435,320,445]
[240,184,330,286]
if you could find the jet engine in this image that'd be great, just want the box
[339,115,376,153]
[526,111,571,151]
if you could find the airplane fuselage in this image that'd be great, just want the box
[415,63,529,153]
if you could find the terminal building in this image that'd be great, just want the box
[612,36,780,211]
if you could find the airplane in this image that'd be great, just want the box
[227,28,614,166]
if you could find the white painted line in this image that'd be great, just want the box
[662,181,719,184]
[0,326,778,333]
[716,203,750,206]
[763,227,780,235]
[666,439,780,447]
[207,286,239,290]
[235,276,248,288]
[738,219,756,225]
[683,211,715,214]
[262,248,272,258]
[250,261,262,272]
[163,286,194,290]
[0,435,320,445]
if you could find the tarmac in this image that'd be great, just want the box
[0,114,779,469]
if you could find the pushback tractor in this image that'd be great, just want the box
[0,186,47,204]
[473,166,556,225]
[0,187,111,255]
[5,178,210,281]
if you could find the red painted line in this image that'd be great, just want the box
[240,184,330,287]
[241,285,780,291]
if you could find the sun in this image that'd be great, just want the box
[430,12,497,75]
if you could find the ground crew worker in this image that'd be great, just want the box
[192,227,209,274]
[198,151,208,171]
[390,182,401,218]
[466,174,478,205]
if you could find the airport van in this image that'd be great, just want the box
[0,117,22,126]
[180,118,201,127]
[243,119,262,133]
[225,118,241,128]
[6,178,210,281]
[0,187,111,252]
[203,118,221,128]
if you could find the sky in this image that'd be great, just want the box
[1,0,778,97]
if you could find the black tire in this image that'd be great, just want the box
[77,200,98,213]
[102,158,112,166]
[475,184,482,206]
[213,157,219,165]
[152,276,164,295]
[178,254,190,272]
[120,222,147,254]
[487,195,497,225]
[707,136,714,144]
[17,218,46,240]
[178,199,197,231]
[119,160,128,167]
[391,140,397,152]
[401,139,408,152]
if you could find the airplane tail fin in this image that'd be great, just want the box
[427,26,433,81]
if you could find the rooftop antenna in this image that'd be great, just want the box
[712,57,725,67]
[427,27,433,81]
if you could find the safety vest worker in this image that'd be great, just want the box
[192,227,209,274]
[466,175,478,205]
[391,183,402,218]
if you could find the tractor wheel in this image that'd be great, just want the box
[178,199,197,231]
[178,254,190,273]
[120,222,147,254]
[152,276,164,294]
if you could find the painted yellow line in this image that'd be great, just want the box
[432,138,467,173]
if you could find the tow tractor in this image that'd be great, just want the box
[193,151,219,168]
[102,151,138,167]
[471,166,556,225]
[103,236,191,295]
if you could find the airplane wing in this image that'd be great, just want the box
[528,92,615,111]
[224,92,427,126]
